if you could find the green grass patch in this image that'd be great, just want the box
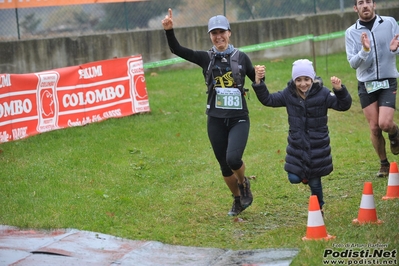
[1,52,399,265]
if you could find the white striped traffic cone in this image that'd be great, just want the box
[382,162,399,200]
[302,195,335,241]
[353,182,383,224]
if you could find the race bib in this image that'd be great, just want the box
[365,80,390,94]
[215,87,243,109]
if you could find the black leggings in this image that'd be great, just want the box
[207,116,250,177]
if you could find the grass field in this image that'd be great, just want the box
[1,52,398,265]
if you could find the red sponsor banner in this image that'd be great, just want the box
[0,0,148,10]
[0,55,150,143]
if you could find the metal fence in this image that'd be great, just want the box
[1,0,398,41]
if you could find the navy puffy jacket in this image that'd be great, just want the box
[252,77,352,179]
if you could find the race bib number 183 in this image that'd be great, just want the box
[215,87,243,109]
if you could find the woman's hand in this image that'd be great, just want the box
[254,65,265,84]
[162,8,174,30]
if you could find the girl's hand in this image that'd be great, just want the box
[330,76,342,90]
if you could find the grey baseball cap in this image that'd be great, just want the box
[207,15,230,33]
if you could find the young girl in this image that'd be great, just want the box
[252,59,352,213]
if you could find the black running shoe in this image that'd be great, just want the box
[238,177,253,209]
[390,137,399,155]
[389,126,399,155]
[228,197,243,216]
[376,163,390,178]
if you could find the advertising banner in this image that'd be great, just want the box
[0,0,148,9]
[0,55,150,143]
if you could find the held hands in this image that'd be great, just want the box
[254,65,265,84]
[330,76,342,90]
[162,8,173,30]
[390,34,399,52]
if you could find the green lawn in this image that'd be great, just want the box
[1,52,398,265]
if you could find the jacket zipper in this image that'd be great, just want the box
[371,31,379,80]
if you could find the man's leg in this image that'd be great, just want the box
[363,102,390,177]
[379,106,399,155]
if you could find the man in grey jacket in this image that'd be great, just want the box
[345,0,399,177]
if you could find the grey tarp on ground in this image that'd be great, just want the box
[0,225,299,266]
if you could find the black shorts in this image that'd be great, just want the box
[358,78,397,109]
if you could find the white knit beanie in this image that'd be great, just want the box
[292,59,315,81]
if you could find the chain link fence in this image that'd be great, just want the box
[1,0,398,41]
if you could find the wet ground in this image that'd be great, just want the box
[0,225,299,265]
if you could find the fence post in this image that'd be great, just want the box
[311,35,316,73]
[224,0,226,16]
[124,2,129,31]
[15,8,21,40]
[314,0,317,14]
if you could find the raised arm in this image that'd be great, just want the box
[162,8,174,30]
[330,76,342,90]
[327,76,352,111]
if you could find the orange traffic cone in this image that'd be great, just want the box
[382,162,399,200]
[302,195,335,241]
[353,182,383,224]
